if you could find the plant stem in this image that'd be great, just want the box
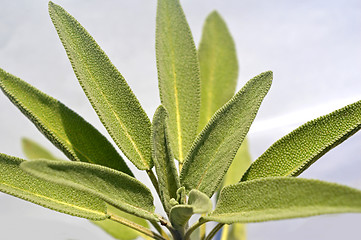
[199,215,206,240]
[147,169,160,196]
[220,224,229,240]
[184,220,207,240]
[178,162,183,172]
[109,213,166,240]
[204,223,224,240]
[150,220,171,240]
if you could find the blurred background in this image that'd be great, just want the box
[0,0,361,239]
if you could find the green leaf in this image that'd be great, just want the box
[156,0,201,162]
[170,189,212,231]
[0,68,132,175]
[220,224,246,240]
[48,2,152,170]
[21,160,158,221]
[242,99,361,181]
[22,138,59,161]
[204,177,361,224]
[0,153,107,220]
[198,11,238,132]
[152,105,180,214]
[93,204,149,240]
[180,72,272,197]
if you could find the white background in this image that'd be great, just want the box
[0,0,361,239]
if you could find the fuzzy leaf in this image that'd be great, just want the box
[22,138,59,161]
[0,69,132,175]
[48,2,152,170]
[152,105,180,214]
[198,11,238,132]
[204,177,361,224]
[180,72,272,197]
[0,153,107,220]
[93,204,149,240]
[156,0,201,162]
[170,189,212,230]
[21,160,158,221]
[242,99,361,181]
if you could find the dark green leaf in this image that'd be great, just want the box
[48,2,152,170]
[180,72,272,197]
[21,160,158,221]
[242,100,361,181]
[0,153,107,220]
[204,177,361,224]
[156,0,201,162]
[152,106,180,214]
[0,68,132,175]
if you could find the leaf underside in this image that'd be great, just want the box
[180,71,272,197]
[0,68,132,175]
[21,160,158,221]
[49,2,152,170]
[242,99,361,181]
[0,153,107,220]
[156,0,201,162]
[204,177,361,224]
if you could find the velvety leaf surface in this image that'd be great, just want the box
[22,138,59,161]
[21,160,158,221]
[180,72,272,197]
[242,99,361,181]
[49,2,152,170]
[152,106,180,214]
[156,0,201,162]
[204,177,361,224]
[0,153,107,220]
[0,68,132,175]
[170,189,212,230]
[198,11,238,132]
[93,204,149,240]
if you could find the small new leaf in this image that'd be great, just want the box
[21,160,158,221]
[204,177,361,224]
[48,2,152,170]
[0,153,107,220]
[180,72,272,197]
[0,69,132,175]
[156,0,201,162]
[242,99,361,181]
[152,106,180,214]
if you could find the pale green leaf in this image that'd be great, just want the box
[48,2,152,170]
[242,99,361,181]
[220,224,246,240]
[0,153,107,220]
[170,189,212,232]
[198,11,238,132]
[204,177,361,224]
[180,72,272,197]
[152,105,180,214]
[22,138,59,161]
[0,68,132,175]
[93,204,149,240]
[21,160,158,221]
[156,0,201,162]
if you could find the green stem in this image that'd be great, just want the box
[204,223,224,240]
[150,220,171,240]
[220,224,229,240]
[199,215,206,240]
[147,169,160,196]
[184,220,207,240]
[109,213,166,240]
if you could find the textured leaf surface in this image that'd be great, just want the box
[180,72,272,197]
[198,11,238,132]
[242,100,361,181]
[152,106,180,214]
[49,2,152,170]
[93,204,149,240]
[170,189,212,230]
[21,160,157,221]
[0,153,107,220]
[204,177,361,224]
[22,138,59,161]
[156,0,201,162]
[0,68,132,175]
